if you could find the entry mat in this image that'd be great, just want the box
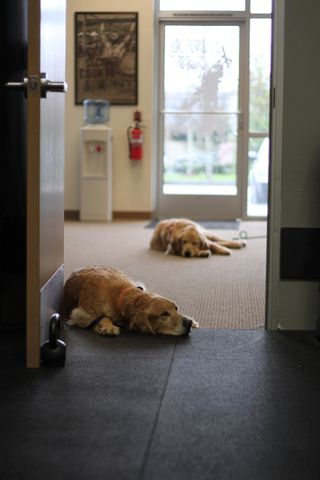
[145,219,240,229]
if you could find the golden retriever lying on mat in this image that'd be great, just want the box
[150,218,246,258]
[63,266,198,336]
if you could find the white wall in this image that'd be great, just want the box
[65,0,154,214]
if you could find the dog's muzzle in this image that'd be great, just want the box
[183,317,193,334]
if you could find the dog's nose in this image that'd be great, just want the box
[183,318,192,333]
[184,250,191,257]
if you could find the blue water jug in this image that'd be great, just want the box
[83,99,110,124]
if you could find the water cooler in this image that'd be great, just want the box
[80,100,112,221]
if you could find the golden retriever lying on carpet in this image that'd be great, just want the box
[150,218,246,258]
[63,266,198,336]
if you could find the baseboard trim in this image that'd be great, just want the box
[113,211,152,220]
[64,210,80,221]
[64,210,152,221]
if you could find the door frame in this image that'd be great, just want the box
[265,0,284,330]
[154,5,272,221]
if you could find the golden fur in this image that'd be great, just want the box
[63,266,198,336]
[150,218,246,257]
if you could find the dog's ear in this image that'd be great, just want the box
[129,311,154,334]
[171,238,182,254]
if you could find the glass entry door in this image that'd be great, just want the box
[157,23,244,220]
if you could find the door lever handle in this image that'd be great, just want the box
[5,75,68,98]
[40,79,68,98]
[5,78,28,97]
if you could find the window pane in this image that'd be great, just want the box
[249,19,271,133]
[251,0,272,14]
[162,24,240,196]
[164,25,240,112]
[160,0,245,11]
[163,113,238,195]
[247,137,269,216]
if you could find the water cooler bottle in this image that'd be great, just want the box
[80,100,112,221]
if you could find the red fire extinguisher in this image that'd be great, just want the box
[127,111,143,160]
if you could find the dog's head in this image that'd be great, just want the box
[171,225,209,257]
[125,293,198,336]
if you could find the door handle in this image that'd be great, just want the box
[5,78,28,97]
[6,73,68,98]
[40,78,68,98]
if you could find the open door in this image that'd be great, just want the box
[5,0,66,367]
[27,0,66,367]
[6,0,67,367]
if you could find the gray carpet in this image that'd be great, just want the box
[64,220,267,328]
[2,328,320,480]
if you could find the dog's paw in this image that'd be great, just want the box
[198,250,211,258]
[192,320,200,328]
[94,321,120,336]
[165,244,174,255]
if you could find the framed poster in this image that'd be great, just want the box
[75,12,138,105]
